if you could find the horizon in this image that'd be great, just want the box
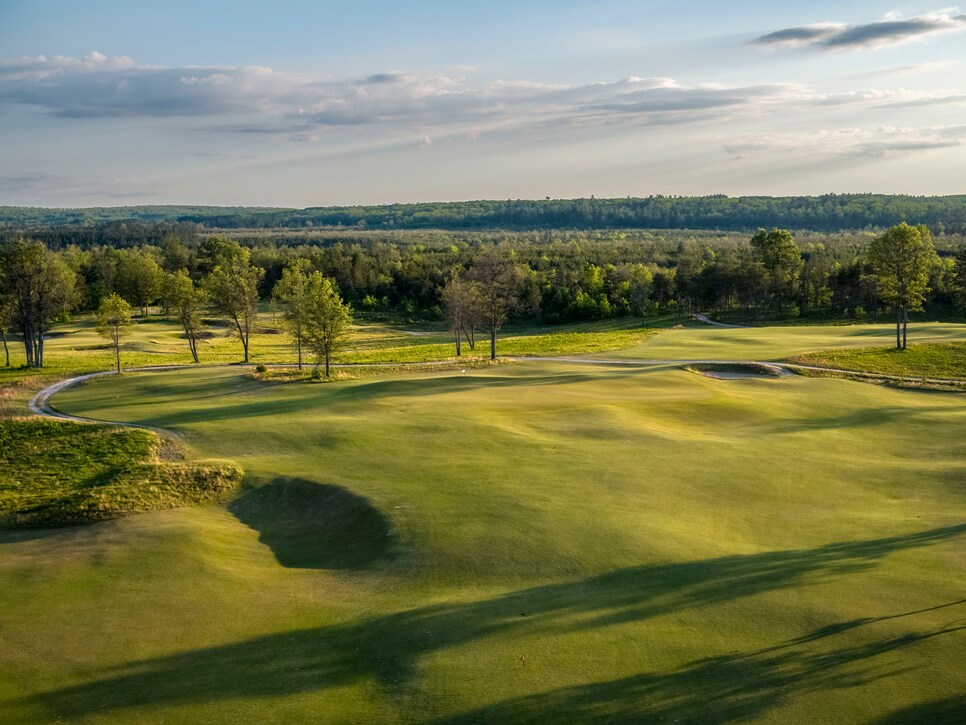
[2,1,966,206]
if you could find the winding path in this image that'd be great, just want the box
[28,356,965,430]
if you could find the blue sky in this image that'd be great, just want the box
[1,1,965,206]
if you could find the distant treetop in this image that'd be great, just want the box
[1,194,965,234]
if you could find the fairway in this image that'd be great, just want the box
[1,339,964,723]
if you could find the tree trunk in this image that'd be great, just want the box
[895,307,902,350]
[902,306,908,350]
[455,331,461,356]
[490,325,496,360]
[115,337,121,374]
[325,350,330,378]
[1,330,8,367]
[297,334,302,371]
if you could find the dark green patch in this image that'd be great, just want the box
[0,419,242,527]
[228,478,392,569]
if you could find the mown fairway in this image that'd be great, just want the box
[1,326,965,723]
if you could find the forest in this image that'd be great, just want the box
[3,220,965,368]
[4,193,966,232]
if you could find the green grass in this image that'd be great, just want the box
[0,419,242,527]
[0,313,656,386]
[602,320,966,361]
[788,342,966,380]
[1,353,962,723]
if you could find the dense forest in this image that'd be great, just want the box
[3,224,965,354]
[3,194,966,233]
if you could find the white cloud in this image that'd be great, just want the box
[755,10,966,50]
[723,125,966,158]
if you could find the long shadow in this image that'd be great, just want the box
[228,478,392,570]
[430,625,965,724]
[19,524,965,720]
[870,694,966,724]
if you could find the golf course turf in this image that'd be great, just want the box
[0,321,964,723]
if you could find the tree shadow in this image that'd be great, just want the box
[870,694,966,724]
[430,624,965,724]
[227,478,393,570]
[18,524,965,720]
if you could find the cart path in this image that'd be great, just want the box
[28,357,965,430]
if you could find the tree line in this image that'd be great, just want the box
[1,223,964,369]
[4,194,966,233]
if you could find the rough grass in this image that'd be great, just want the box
[788,342,966,380]
[3,360,960,724]
[0,419,242,527]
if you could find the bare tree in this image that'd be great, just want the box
[441,270,483,356]
[469,247,522,360]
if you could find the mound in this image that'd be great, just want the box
[0,419,242,528]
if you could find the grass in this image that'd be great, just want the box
[787,342,966,380]
[1,349,963,723]
[0,419,242,527]
[0,312,656,386]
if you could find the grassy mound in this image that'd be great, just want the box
[0,419,242,527]
[788,342,966,380]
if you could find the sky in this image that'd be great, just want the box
[1,1,965,207]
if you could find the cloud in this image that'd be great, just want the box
[0,53,806,133]
[755,10,966,50]
[723,125,966,158]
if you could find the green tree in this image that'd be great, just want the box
[95,293,133,374]
[750,228,803,317]
[0,238,76,368]
[204,247,264,363]
[0,296,14,367]
[117,249,163,317]
[273,264,313,370]
[953,247,966,313]
[165,270,206,363]
[867,222,938,350]
[304,273,352,377]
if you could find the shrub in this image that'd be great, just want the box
[255,364,268,373]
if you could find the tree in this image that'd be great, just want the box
[440,270,483,356]
[750,228,803,317]
[867,222,938,350]
[0,238,76,368]
[304,273,352,377]
[954,247,966,313]
[470,247,522,360]
[95,293,133,374]
[273,264,312,370]
[116,249,163,317]
[165,270,206,363]
[0,296,14,367]
[204,246,264,363]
